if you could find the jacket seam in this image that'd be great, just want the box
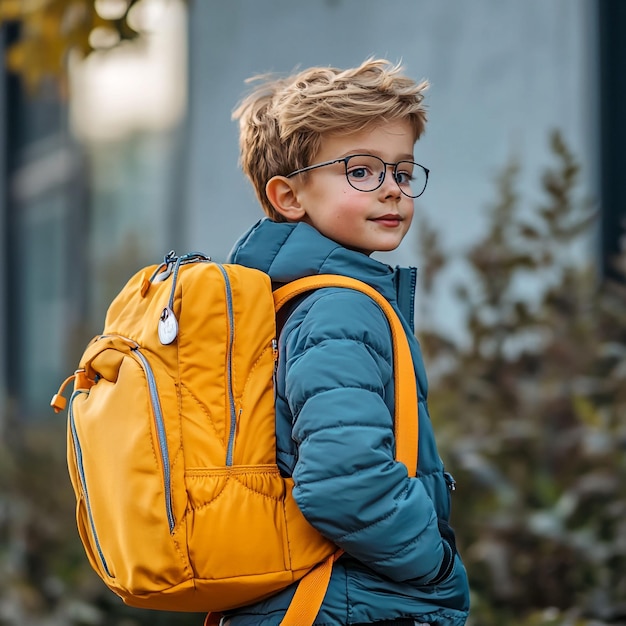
[294,335,392,364]
[349,520,433,571]
[298,386,391,406]
[294,451,395,489]
[333,483,425,549]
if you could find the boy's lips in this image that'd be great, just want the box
[371,214,403,227]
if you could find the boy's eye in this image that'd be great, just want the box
[394,170,415,185]
[347,166,373,180]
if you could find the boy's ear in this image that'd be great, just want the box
[265,176,306,222]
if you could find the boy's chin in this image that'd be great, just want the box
[346,244,401,257]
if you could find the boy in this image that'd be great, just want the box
[226,59,470,625]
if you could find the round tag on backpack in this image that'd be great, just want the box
[158,307,178,344]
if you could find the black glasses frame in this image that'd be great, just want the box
[286,154,430,198]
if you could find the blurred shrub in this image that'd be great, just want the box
[419,131,626,625]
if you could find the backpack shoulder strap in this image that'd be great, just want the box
[273,274,419,478]
[273,275,420,626]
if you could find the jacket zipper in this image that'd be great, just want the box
[69,390,114,578]
[444,471,457,491]
[217,264,238,466]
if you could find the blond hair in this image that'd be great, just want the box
[232,58,429,221]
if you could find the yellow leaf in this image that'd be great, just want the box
[41,10,60,40]
[573,395,600,428]
[0,0,23,20]
[5,40,26,72]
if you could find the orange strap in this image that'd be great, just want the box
[272,275,419,626]
[279,550,343,626]
[204,551,343,626]
[204,553,343,626]
[274,274,419,474]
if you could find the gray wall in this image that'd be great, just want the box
[185,0,597,338]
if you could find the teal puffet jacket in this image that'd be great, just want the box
[225,218,470,626]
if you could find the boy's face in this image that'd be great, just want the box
[293,120,416,255]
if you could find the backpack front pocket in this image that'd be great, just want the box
[185,465,290,577]
[68,337,191,594]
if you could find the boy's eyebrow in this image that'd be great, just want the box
[339,149,416,161]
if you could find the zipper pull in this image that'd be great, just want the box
[158,306,178,345]
[444,471,457,492]
[157,254,186,345]
[50,369,94,413]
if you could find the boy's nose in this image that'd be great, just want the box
[381,165,402,197]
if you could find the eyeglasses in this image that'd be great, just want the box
[286,154,429,198]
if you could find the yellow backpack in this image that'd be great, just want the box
[51,251,418,626]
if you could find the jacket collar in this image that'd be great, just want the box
[228,219,417,331]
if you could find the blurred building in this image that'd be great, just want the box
[0,21,89,420]
[599,0,626,281]
[0,0,623,419]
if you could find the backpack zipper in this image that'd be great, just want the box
[162,259,238,466]
[90,334,175,532]
[68,342,177,578]
[69,390,114,578]
[132,347,175,532]
[217,265,237,466]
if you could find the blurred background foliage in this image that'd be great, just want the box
[1,1,625,625]
[420,132,626,625]
[0,0,144,94]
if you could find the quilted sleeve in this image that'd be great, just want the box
[283,289,449,584]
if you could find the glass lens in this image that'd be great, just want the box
[344,155,386,192]
[396,160,427,198]
[344,155,426,197]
